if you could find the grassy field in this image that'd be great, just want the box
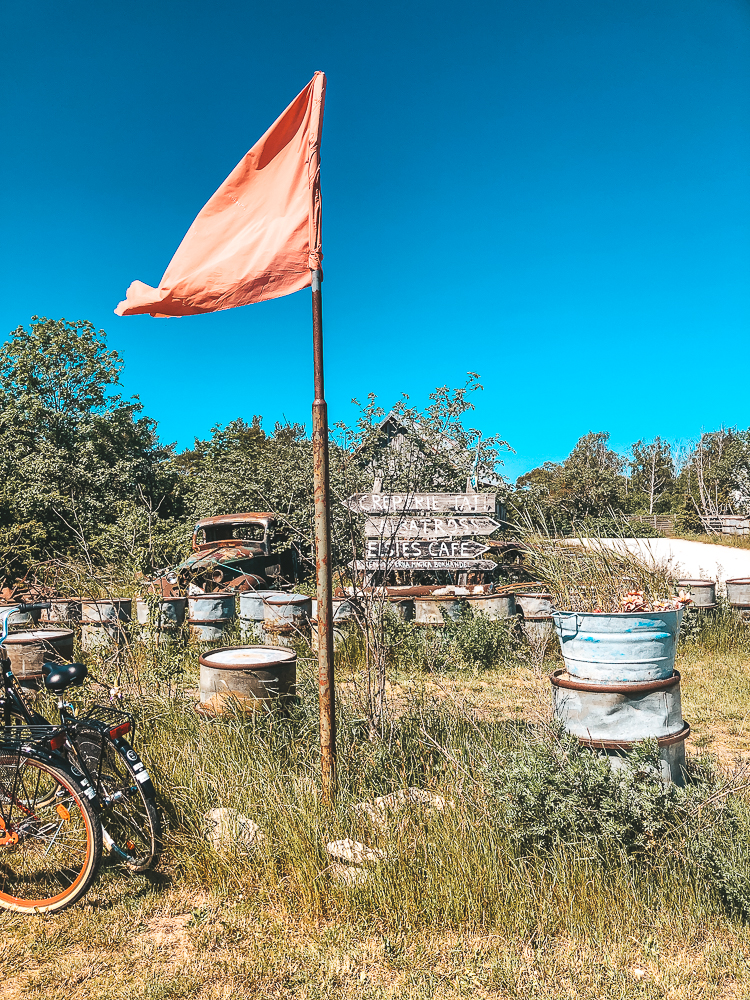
[4,609,750,999]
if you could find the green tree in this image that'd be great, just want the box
[0,317,179,576]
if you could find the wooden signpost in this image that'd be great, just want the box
[346,493,496,515]
[365,516,502,539]
[347,489,499,578]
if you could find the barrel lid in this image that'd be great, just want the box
[677,579,713,586]
[4,629,74,644]
[240,590,279,599]
[265,593,310,606]
[200,645,296,669]
[82,598,131,605]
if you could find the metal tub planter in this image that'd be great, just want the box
[465,592,516,619]
[552,608,684,684]
[677,580,716,609]
[726,578,750,608]
[198,645,296,715]
[136,597,188,630]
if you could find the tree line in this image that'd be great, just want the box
[0,317,747,581]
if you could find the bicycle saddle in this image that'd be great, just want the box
[43,661,88,694]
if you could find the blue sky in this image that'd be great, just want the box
[1,0,748,482]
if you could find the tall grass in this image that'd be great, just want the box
[113,652,750,938]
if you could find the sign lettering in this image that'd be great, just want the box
[365,539,489,560]
[365,516,501,539]
[345,493,496,515]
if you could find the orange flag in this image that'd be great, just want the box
[115,72,326,318]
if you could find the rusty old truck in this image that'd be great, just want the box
[176,513,299,588]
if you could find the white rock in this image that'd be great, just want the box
[325,838,385,865]
[329,862,369,885]
[353,787,453,831]
[204,807,263,851]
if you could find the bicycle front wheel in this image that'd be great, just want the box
[0,752,102,913]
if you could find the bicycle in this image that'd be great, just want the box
[0,604,162,873]
[0,714,102,913]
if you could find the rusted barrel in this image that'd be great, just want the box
[515,592,553,617]
[677,580,716,608]
[414,594,466,625]
[136,597,188,629]
[187,593,236,622]
[726,578,750,608]
[4,629,75,684]
[551,669,684,742]
[81,599,132,625]
[81,622,128,652]
[42,599,82,624]
[263,593,311,633]
[189,620,233,643]
[198,645,296,714]
[310,620,349,653]
[465,593,516,619]
[522,616,554,642]
[238,591,278,623]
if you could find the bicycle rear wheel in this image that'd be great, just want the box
[0,752,102,913]
[72,729,161,872]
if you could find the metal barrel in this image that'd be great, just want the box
[262,593,312,631]
[81,599,132,625]
[414,595,466,625]
[515,592,553,617]
[187,593,236,622]
[189,619,233,643]
[3,629,75,684]
[522,616,555,642]
[238,590,279,623]
[551,669,685,742]
[465,593,516,619]
[199,645,296,714]
[677,579,716,608]
[726,578,750,607]
[310,620,348,653]
[81,622,129,652]
[552,608,683,683]
[386,597,415,620]
[41,599,82,624]
[136,597,188,629]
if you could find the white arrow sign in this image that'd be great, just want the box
[365,516,502,539]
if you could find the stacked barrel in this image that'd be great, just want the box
[550,608,690,784]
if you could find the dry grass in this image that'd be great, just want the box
[4,616,750,998]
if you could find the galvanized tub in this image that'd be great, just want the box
[4,629,75,684]
[414,595,467,625]
[81,599,132,625]
[677,579,716,608]
[726,578,750,607]
[310,620,349,653]
[136,597,188,629]
[263,593,312,632]
[515,592,553,617]
[41,599,82,624]
[188,593,236,622]
[522,616,555,643]
[465,593,516,619]
[199,645,296,714]
[552,608,683,683]
[189,619,233,643]
[81,622,128,652]
[551,669,685,742]
[238,590,279,623]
